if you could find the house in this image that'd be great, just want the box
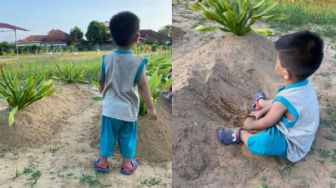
[139,29,171,44]
[17,29,69,48]
[103,21,171,44]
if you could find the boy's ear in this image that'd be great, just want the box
[284,68,290,80]
[134,33,140,43]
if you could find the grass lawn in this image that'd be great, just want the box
[0,50,171,83]
[266,0,336,41]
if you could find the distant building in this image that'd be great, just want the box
[17,30,69,48]
[103,21,171,44]
[140,29,171,44]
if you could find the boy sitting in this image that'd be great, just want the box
[218,31,324,162]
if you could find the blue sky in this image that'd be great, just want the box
[0,0,172,42]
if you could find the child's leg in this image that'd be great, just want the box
[239,129,253,145]
[118,121,137,175]
[240,127,287,157]
[96,116,122,169]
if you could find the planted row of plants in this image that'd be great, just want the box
[0,51,172,126]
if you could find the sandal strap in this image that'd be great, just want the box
[123,159,138,171]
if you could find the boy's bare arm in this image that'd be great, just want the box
[138,71,157,120]
[98,73,105,93]
[243,102,287,130]
[249,100,272,119]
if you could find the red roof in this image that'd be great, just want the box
[0,22,29,31]
[45,30,68,43]
[140,29,170,41]
[18,29,68,43]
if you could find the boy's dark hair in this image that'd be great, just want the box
[275,31,324,80]
[109,11,140,47]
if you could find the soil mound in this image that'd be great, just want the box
[174,33,280,126]
[173,33,282,187]
[0,84,93,149]
[89,98,172,164]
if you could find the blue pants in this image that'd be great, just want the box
[247,126,287,158]
[99,116,137,158]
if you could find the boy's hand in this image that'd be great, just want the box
[243,117,255,130]
[249,110,264,120]
[99,85,104,94]
[147,108,157,120]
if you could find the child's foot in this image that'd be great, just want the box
[217,128,242,145]
[120,159,138,175]
[249,91,266,111]
[93,158,109,173]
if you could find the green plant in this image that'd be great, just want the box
[54,63,88,83]
[190,0,288,36]
[331,170,336,179]
[22,167,42,186]
[79,174,99,186]
[257,183,272,188]
[140,177,162,187]
[321,101,336,129]
[138,56,172,116]
[0,68,56,126]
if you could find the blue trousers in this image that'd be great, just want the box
[247,126,287,158]
[99,116,137,158]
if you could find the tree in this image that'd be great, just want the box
[85,21,108,45]
[68,26,83,44]
[159,25,172,38]
[0,41,10,55]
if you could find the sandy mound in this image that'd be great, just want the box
[173,33,282,187]
[137,98,172,163]
[0,83,171,163]
[174,33,281,127]
[0,84,93,149]
[89,97,172,164]
[0,85,172,187]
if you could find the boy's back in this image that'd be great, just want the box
[274,79,319,162]
[102,49,147,122]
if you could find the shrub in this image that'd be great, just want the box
[190,0,288,36]
[54,63,88,83]
[0,68,56,126]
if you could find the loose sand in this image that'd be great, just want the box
[173,4,336,188]
[0,84,171,187]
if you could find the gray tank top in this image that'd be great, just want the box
[101,49,147,122]
[274,79,319,162]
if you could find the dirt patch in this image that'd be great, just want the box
[90,98,172,164]
[173,3,336,188]
[174,32,281,128]
[0,84,172,187]
[0,84,93,149]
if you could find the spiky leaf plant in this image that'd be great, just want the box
[0,68,56,126]
[54,63,89,83]
[190,0,288,36]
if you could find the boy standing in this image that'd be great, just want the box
[218,31,324,162]
[94,11,157,175]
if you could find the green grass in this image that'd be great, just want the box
[22,167,42,186]
[316,149,336,164]
[324,135,336,141]
[279,162,294,176]
[139,177,162,187]
[257,183,272,188]
[321,101,336,129]
[263,0,336,40]
[49,145,60,154]
[331,170,336,179]
[91,96,103,101]
[79,174,99,186]
[1,51,171,83]
[257,176,271,188]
